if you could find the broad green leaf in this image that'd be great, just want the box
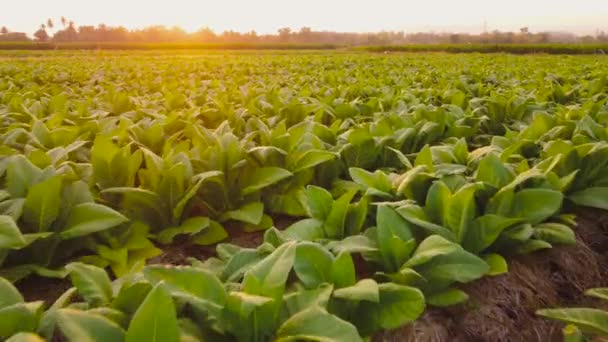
[416,249,489,284]
[60,203,128,239]
[242,167,292,195]
[446,183,477,242]
[143,265,226,315]
[425,181,451,227]
[293,242,334,289]
[511,189,563,224]
[22,176,62,232]
[6,332,45,342]
[305,186,334,221]
[475,153,514,188]
[126,283,180,342]
[537,308,608,335]
[333,279,380,302]
[283,284,333,318]
[352,283,425,336]
[172,171,223,221]
[291,150,336,173]
[276,307,363,342]
[323,190,356,239]
[585,288,608,301]
[284,219,325,241]
[533,223,576,245]
[56,308,125,342]
[65,263,113,307]
[464,215,523,253]
[6,155,42,198]
[484,253,509,276]
[569,187,608,210]
[243,242,296,297]
[427,288,469,307]
[157,216,210,244]
[330,252,356,288]
[220,202,264,225]
[0,277,24,309]
[405,235,460,268]
[192,220,228,245]
[0,215,26,249]
[0,302,44,339]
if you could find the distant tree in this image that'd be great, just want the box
[34,24,49,41]
[278,27,291,42]
[61,16,67,28]
[520,27,529,34]
[1,26,8,35]
[47,18,54,30]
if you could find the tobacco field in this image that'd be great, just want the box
[1,52,608,341]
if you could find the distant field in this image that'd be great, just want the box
[1,51,608,341]
[1,41,608,54]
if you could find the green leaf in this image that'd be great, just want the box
[533,223,576,245]
[172,171,223,222]
[22,176,62,232]
[60,203,128,239]
[220,202,264,225]
[349,168,392,194]
[475,153,514,188]
[243,242,296,297]
[192,220,228,245]
[143,265,226,316]
[304,186,334,221]
[56,308,125,342]
[333,279,380,302]
[323,190,357,239]
[6,332,45,342]
[569,187,608,210]
[511,189,563,224]
[293,242,334,289]
[414,145,434,172]
[276,307,363,342]
[537,308,608,335]
[0,215,26,249]
[65,262,113,307]
[585,288,608,301]
[330,252,356,288]
[0,277,24,309]
[6,155,42,198]
[242,167,292,195]
[0,302,44,339]
[446,183,477,242]
[291,150,336,173]
[464,215,523,253]
[283,284,333,318]
[157,216,210,244]
[405,235,460,268]
[484,253,509,276]
[126,283,180,342]
[352,283,425,335]
[427,288,469,307]
[284,219,325,241]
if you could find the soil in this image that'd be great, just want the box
[17,208,608,341]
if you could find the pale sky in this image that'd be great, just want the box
[2,0,607,36]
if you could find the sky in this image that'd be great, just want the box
[2,0,607,35]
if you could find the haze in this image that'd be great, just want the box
[2,0,607,35]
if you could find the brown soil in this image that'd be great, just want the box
[374,208,608,342]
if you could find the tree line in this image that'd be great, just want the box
[1,18,608,45]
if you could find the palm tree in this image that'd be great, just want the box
[61,16,67,28]
[0,26,8,35]
[47,19,54,30]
